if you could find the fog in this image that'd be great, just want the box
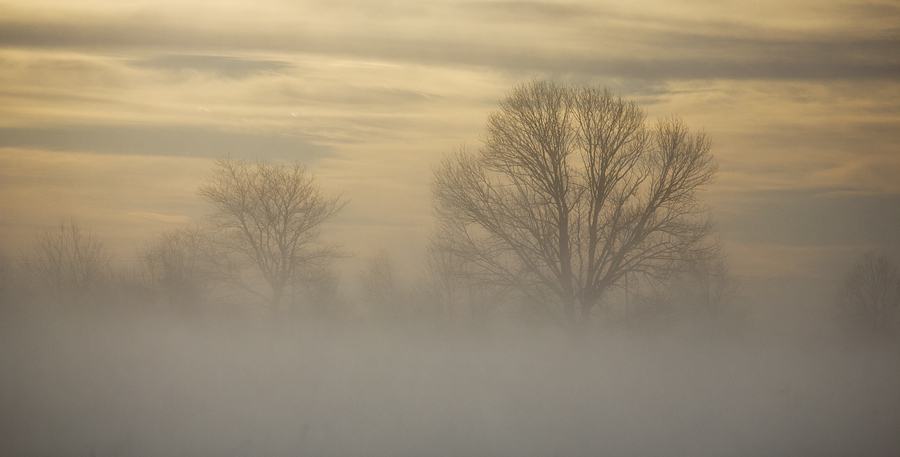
[2,304,898,457]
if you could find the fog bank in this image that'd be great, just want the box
[2,310,898,457]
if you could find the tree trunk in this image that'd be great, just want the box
[563,295,577,326]
[558,206,577,326]
[271,284,284,316]
[578,289,599,326]
[579,301,593,325]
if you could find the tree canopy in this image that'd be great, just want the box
[199,158,344,311]
[432,81,717,325]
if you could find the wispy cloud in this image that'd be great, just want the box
[1,0,896,80]
[133,54,294,79]
[127,212,192,224]
[0,125,330,161]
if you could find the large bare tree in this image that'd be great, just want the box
[199,158,345,311]
[432,81,717,325]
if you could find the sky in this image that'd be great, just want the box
[1,0,898,282]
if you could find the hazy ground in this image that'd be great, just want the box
[2,305,898,457]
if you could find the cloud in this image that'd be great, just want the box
[708,187,900,277]
[127,212,192,224]
[461,1,599,22]
[714,188,900,248]
[133,54,294,79]
[0,125,331,161]
[1,1,897,81]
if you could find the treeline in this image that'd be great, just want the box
[0,171,896,336]
[2,81,898,335]
[0,216,745,327]
[0,156,741,329]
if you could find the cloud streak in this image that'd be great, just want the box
[1,1,897,81]
[133,54,294,80]
[0,125,330,160]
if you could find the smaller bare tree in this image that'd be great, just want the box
[292,264,345,316]
[417,247,457,318]
[360,251,408,318]
[28,218,111,304]
[837,253,900,334]
[137,225,213,309]
[682,252,738,320]
[0,251,20,309]
[417,244,516,321]
[199,158,345,312]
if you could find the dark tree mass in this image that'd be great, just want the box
[432,81,717,325]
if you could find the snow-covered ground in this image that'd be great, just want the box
[2,309,898,457]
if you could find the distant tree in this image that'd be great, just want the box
[292,264,345,316]
[418,244,513,320]
[360,251,409,318]
[198,158,345,312]
[681,253,738,320]
[0,251,20,309]
[432,81,717,326]
[418,246,475,319]
[837,253,900,334]
[624,254,740,330]
[137,224,213,309]
[28,218,110,304]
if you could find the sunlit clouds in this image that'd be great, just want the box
[0,0,898,278]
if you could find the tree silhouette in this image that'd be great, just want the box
[837,253,900,334]
[432,81,717,325]
[28,217,110,304]
[360,251,408,318]
[199,158,345,312]
[137,224,212,309]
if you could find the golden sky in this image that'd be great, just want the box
[1,0,898,279]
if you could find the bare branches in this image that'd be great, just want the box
[198,158,345,310]
[28,217,111,304]
[837,253,900,334]
[432,81,717,325]
[137,224,213,308]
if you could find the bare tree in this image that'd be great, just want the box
[359,251,408,318]
[198,158,345,311]
[418,244,514,320]
[432,81,717,326]
[0,250,20,309]
[28,218,111,304]
[137,224,213,309]
[291,263,344,316]
[837,253,900,334]
[676,249,739,320]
